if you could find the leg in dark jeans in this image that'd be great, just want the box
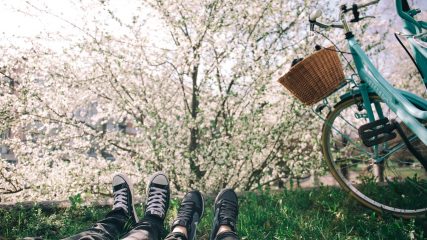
[64,209,131,240]
[63,174,138,240]
[121,216,163,240]
[122,172,170,240]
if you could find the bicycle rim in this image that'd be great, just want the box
[321,95,427,218]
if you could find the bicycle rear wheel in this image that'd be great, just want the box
[321,94,427,218]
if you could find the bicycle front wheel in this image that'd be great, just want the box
[321,94,427,218]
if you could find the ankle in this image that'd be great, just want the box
[172,225,188,238]
[217,225,232,235]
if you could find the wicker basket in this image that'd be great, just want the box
[278,46,345,105]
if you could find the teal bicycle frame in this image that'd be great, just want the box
[347,38,427,146]
[323,0,427,160]
[396,0,427,86]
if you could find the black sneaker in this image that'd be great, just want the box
[171,191,204,240]
[121,172,170,239]
[112,173,138,224]
[144,171,170,220]
[209,188,239,240]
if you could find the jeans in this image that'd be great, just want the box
[163,231,239,240]
[64,210,239,240]
[121,216,162,240]
[63,209,131,240]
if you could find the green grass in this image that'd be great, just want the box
[1,187,426,239]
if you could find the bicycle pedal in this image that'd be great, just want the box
[358,118,397,147]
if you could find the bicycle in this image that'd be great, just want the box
[280,0,427,218]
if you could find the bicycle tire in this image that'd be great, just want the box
[321,94,427,218]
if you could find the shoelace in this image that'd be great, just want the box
[218,199,238,225]
[113,188,128,213]
[177,201,195,223]
[146,186,168,217]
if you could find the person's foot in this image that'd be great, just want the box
[121,172,170,240]
[170,190,204,240]
[144,171,170,221]
[209,188,239,240]
[112,173,138,224]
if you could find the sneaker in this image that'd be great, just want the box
[171,191,204,240]
[144,171,170,220]
[121,172,170,240]
[112,173,138,224]
[209,188,239,240]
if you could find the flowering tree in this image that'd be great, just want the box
[0,0,421,202]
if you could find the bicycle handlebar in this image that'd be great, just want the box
[309,0,380,30]
[309,10,344,30]
[353,0,380,11]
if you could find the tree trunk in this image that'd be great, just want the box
[188,64,204,180]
